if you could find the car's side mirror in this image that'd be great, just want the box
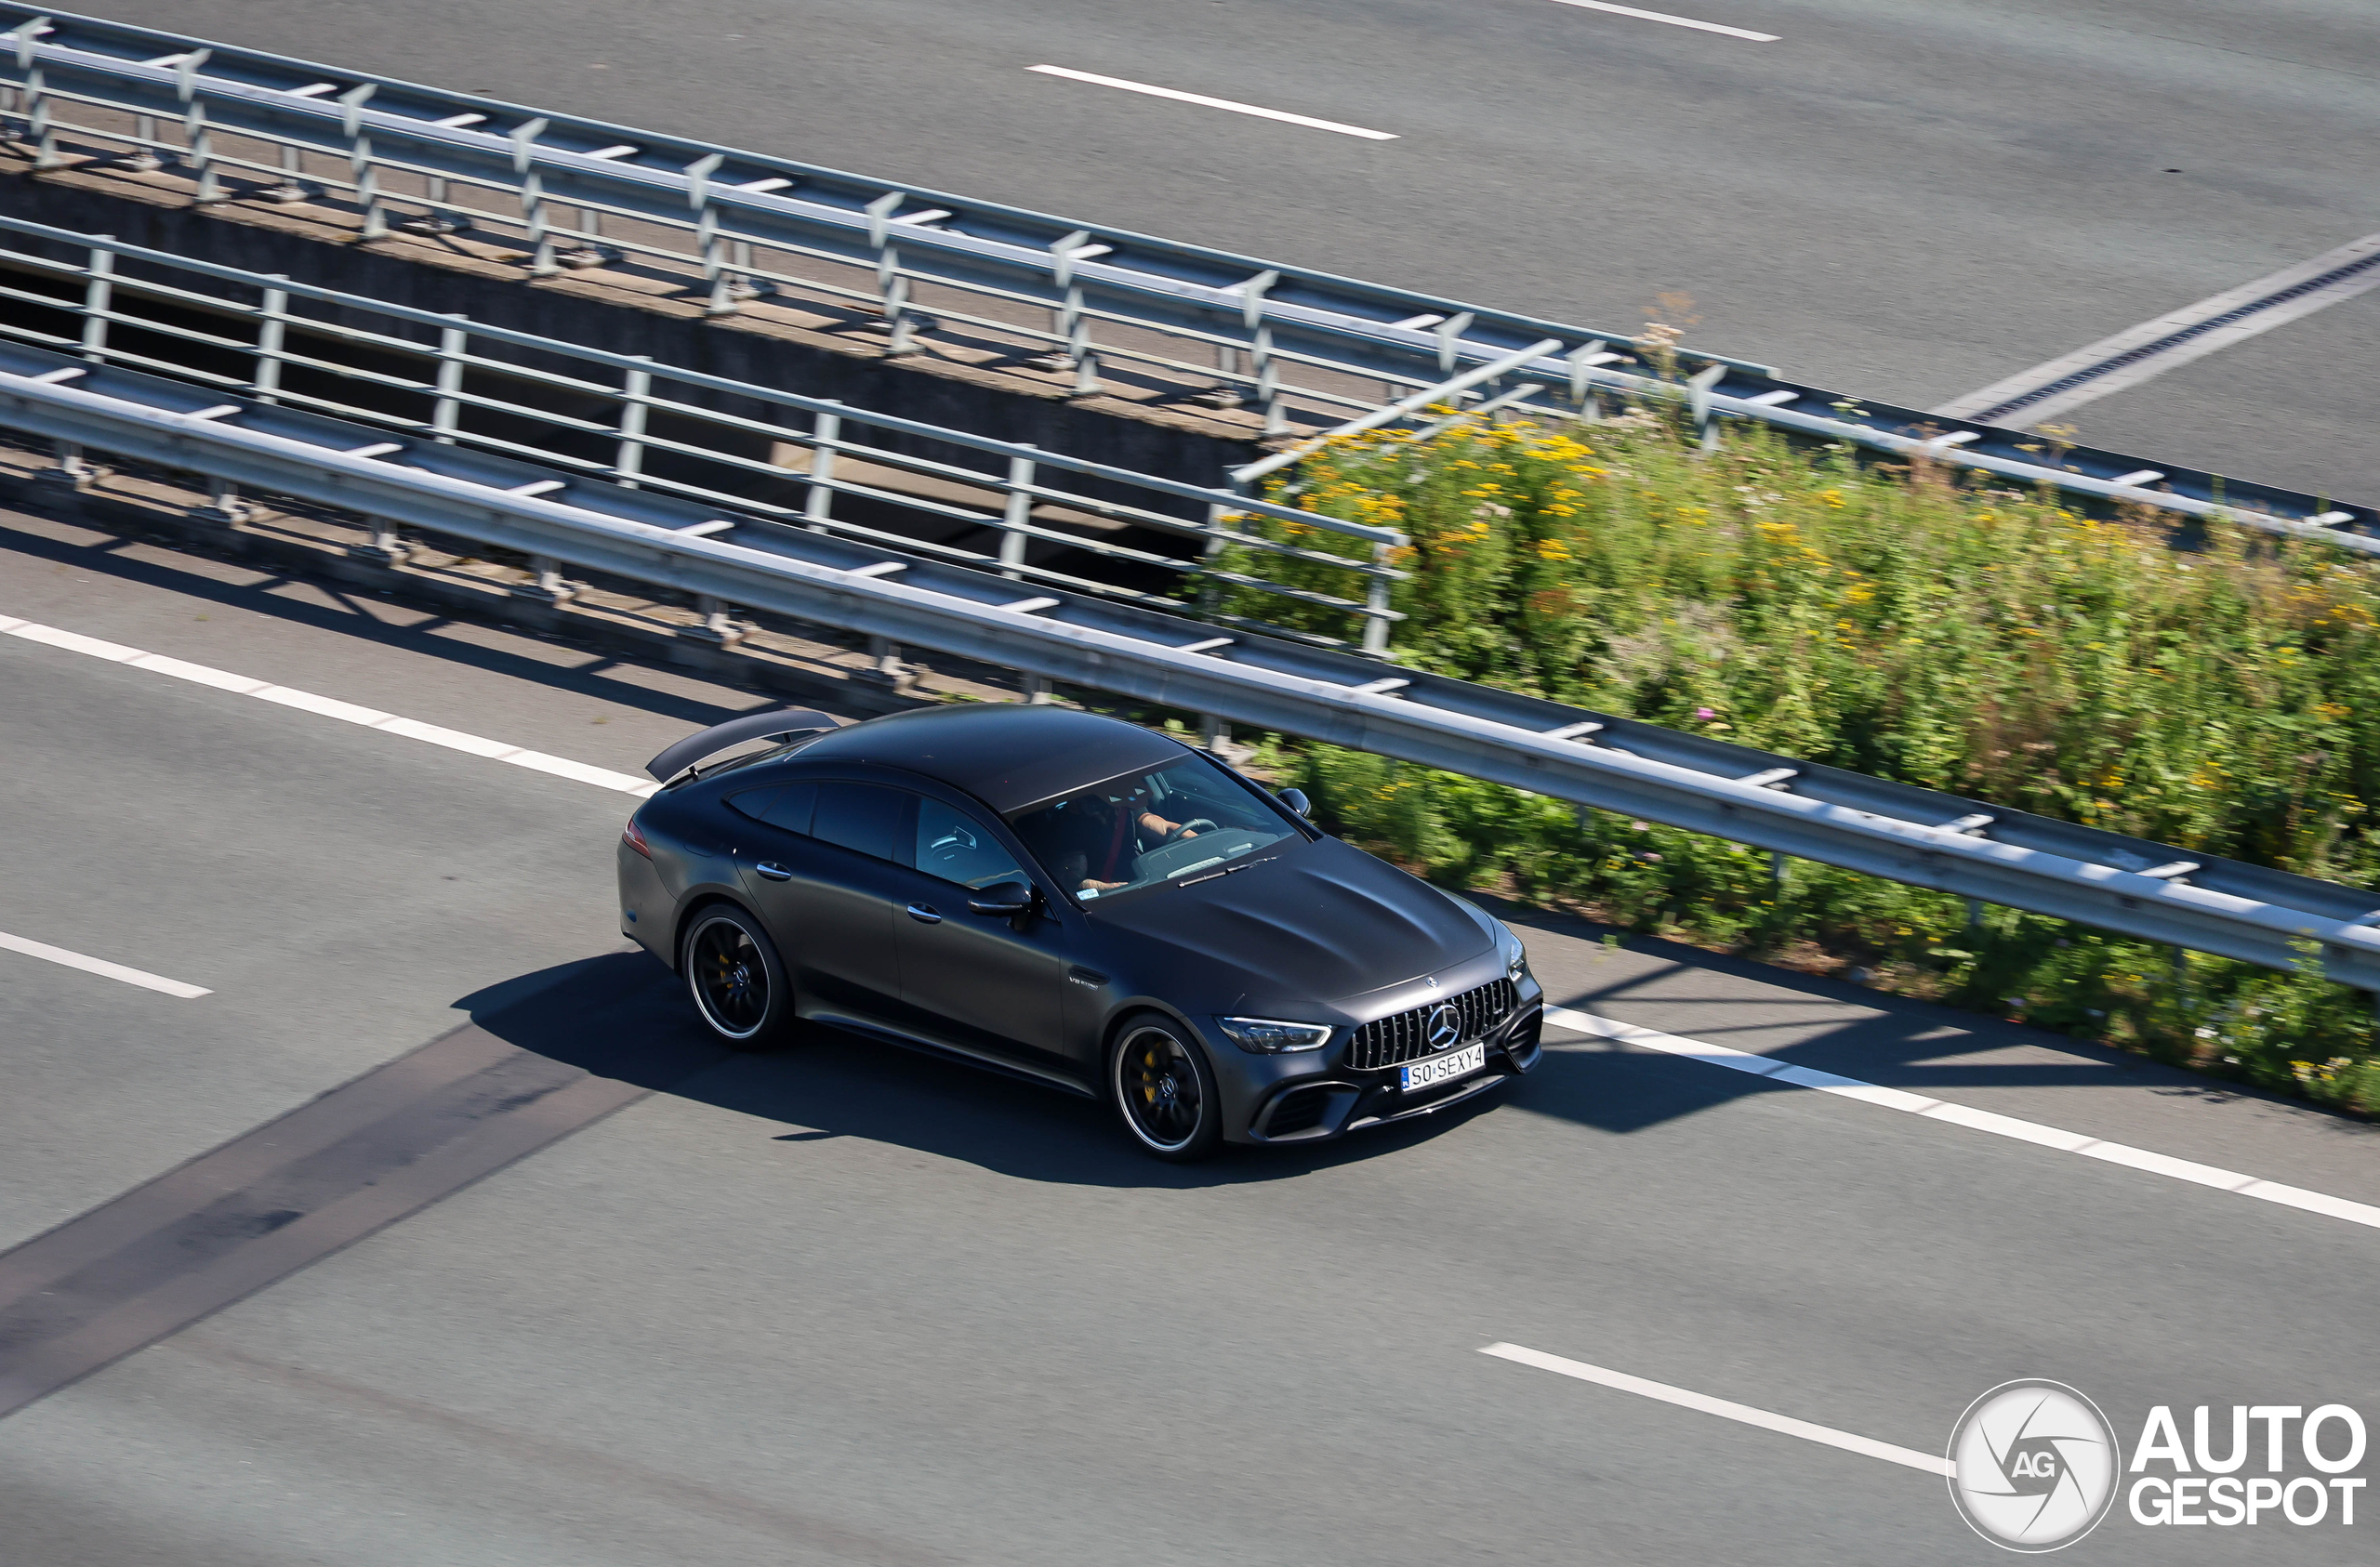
[968,880,1036,916]
[1276,787,1312,817]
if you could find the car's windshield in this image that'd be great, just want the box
[1003,754,1302,902]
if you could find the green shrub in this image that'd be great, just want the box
[1218,410,2380,1114]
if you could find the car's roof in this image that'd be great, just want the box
[791,704,1190,813]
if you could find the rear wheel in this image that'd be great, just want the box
[681,904,790,1048]
[1108,1015,1223,1162]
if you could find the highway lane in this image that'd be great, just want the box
[3,511,2376,1562]
[58,0,2380,502]
[0,503,789,1251]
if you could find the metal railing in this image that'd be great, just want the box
[1,7,2370,544]
[7,336,2380,992]
[0,214,1408,649]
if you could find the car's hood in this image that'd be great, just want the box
[1088,837,1492,1007]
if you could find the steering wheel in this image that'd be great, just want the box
[1162,818,1219,844]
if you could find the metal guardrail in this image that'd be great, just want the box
[1,8,2370,544]
[7,336,2380,992]
[0,213,1408,650]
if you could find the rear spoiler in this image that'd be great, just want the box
[643,708,840,782]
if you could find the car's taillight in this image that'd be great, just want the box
[622,817,653,858]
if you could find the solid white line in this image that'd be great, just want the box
[1542,0,1779,43]
[1481,1344,1951,1475]
[1935,230,2380,422]
[0,929,210,998]
[3,615,661,798]
[1542,1004,2380,1231]
[1026,65,1398,140]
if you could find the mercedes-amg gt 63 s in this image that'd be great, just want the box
[617,704,1543,1160]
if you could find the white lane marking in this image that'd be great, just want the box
[1543,1005,2380,1231]
[1542,0,1779,43]
[1025,65,1398,140]
[3,615,660,797]
[0,929,210,998]
[1481,1344,1950,1475]
[1934,231,2380,423]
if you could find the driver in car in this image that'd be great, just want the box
[1013,787,1200,894]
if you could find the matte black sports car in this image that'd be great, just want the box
[617,704,1543,1160]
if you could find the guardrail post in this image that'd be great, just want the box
[511,118,556,276]
[1197,342,1244,408]
[432,316,469,441]
[261,138,312,205]
[1567,340,1606,421]
[1362,542,1393,656]
[1687,362,1726,454]
[1021,674,1053,705]
[615,356,651,488]
[16,16,57,170]
[681,593,744,648]
[999,448,1035,578]
[865,634,910,690]
[686,152,738,316]
[174,51,220,203]
[33,439,99,495]
[1038,230,1092,376]
[1240,270,1284,436]
[254,275,288,403]
[1199,499,1236,619]
[191,476,253,528]
[77,238,112,363]
[513,553,575,607]
[403,171,468,235]
[126,112,164,172]
[864,191,921,354]
[803,402,840,530]
[340,85,384,239]
[344,513,410,563]
[1434,311,1475,375]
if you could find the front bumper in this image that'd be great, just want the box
[1237,996,1543,1145]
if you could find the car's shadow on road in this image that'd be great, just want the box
[457,953,1503,1190]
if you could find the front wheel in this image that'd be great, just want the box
[1108,1015,1223,1162]
[681,904,791,1048]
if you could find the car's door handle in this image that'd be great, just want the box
[906,902,943,924]
[754,862,794,881]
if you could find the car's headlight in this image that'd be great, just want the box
[1499,927,1529,983]
[1216,1016,1335,1053]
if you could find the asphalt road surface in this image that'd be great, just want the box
[54,0,2380,505]
[4,498,2377,1564]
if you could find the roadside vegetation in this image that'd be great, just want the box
[1212,395,2380,1114]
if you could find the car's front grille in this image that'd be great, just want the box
[1346,977,1516,1071]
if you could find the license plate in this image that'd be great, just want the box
[1400,1041,1485,1092]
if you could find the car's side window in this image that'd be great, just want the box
[809,782,908,862]
[727,783,816,836]
[727,786,780,823]
[914,797,1028,889]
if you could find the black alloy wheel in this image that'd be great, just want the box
[682,905,788,1047]
[1110,1017,1223,1162]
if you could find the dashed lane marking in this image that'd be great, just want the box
[1025,65,1399,140]
[1542,1004,2380,1232]
[0,612,659,798]
[1542,0,1779,44]
[0,929,210,998]
[1480,1343,1951,1474]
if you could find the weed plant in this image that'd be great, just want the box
[1212,410,2380,1113]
